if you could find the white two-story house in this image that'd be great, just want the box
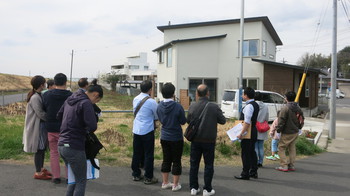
[153,16,282,105]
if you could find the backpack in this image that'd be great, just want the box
[85,132,104,170]
[184,103,209,141]
[296,111,304,129]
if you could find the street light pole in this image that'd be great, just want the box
[329,0,337,139]
[70,49,74,90]
[238,0,245,118]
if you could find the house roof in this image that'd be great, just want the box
[152,34,227,52]
[252,58,328,75]
[157,16,282,45]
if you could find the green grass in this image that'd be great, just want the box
[0,115,26,159]
[296,136,325,155]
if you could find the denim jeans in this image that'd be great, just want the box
[255,140,264,165]
[189,142,215,192]
[59,146,87,196]
[271,139,279,152]
[131,131,155,179]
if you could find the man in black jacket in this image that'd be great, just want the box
[187,84,226,196]
[235,87,259,180]
[42,73,72,184]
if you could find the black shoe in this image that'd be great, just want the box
[250,173,258,179]
[234,175,250,180]
[52,178,61,184]
[132,175,144,181]
[143,177,158,185]
[257,163,263,168]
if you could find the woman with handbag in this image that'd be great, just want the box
[254,92,269,167]
[57,80,103,196]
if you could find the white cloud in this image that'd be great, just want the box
[0,0,349,78]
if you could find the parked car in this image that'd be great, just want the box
[221,89,285,121]
[325,89,345,99]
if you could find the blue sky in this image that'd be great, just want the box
[0,0,349,78]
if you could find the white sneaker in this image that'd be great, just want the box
[203,189,215,196]
[191,188,201,195]
[172,184,182,191]
[161,182,173,189]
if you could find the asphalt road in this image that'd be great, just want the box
[1,151,350,196]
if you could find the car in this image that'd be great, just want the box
[325,89,345,99]
[221,89,285,121]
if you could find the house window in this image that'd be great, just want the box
[134,76,143,81]
[262,41,267,56]
[144,66,149,70]
[239,40,259,57]
[242,78,258,90]
[159,82,164,94]
[129,65,139,70]
[189,78,217,102]
[167,48,172,67]
[158,51,164,63]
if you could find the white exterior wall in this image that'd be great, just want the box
[157,21,279,103]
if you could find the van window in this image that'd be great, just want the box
[260,93,274,103]
[223,91,236,101]
[271,94,285,104]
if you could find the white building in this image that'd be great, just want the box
[153,16,282,104]
[111,52,156,82]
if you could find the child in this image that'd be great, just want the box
[266,111,280,161]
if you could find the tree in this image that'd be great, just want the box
[101,71,119,91]
[297,52,331,69]
[337,46,350,78]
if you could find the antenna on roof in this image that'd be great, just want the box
[168,21,171,25]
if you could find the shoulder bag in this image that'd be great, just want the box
[184,102,209,141]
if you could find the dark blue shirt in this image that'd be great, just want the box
[157,99,186,141]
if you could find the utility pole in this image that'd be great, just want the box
[329,0,337,139]
[238,0,245,118]
[70,50,74,90]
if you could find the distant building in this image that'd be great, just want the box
[111,52,157,82]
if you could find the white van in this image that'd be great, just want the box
[221,89,285,121]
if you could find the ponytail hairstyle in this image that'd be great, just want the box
[87,79,103,98]
[27,75,46,102]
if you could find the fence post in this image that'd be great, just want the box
[2,91,4,106]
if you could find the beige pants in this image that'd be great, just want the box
[278,132,299,168]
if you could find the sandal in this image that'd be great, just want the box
[41,168,53,177]
[34,172,52,180]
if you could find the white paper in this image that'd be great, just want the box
[226,123,245,142]
[68,159,100,184]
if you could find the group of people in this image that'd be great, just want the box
[23,73,103,196]
[23,75,303,196]
[132,81,304,196]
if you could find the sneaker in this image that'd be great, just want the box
[144,177,158,185]
[275,166,288,172]
[52,178,61,184]
[33,172,52,180]
[172,184,182,191]
[274,154,280,160]
[132,175,144,181]
[257,163,263,168]
[203,189,216,196]
[191,188,201,195]
[161,182,173,189]
[288,167,296,171]
[266,155,276,160]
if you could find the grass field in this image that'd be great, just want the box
[0,89,324,167]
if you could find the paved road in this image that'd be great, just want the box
[0,93,26,106]
[0,99,349,196]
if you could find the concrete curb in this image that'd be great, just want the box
[316,112,329,150]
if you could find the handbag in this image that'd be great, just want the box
[184,103,209,141]
[256,120,270,133]
[85,132,104,170]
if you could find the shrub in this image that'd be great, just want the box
[296,136,324,155]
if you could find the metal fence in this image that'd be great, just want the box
[0,91,27,106]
